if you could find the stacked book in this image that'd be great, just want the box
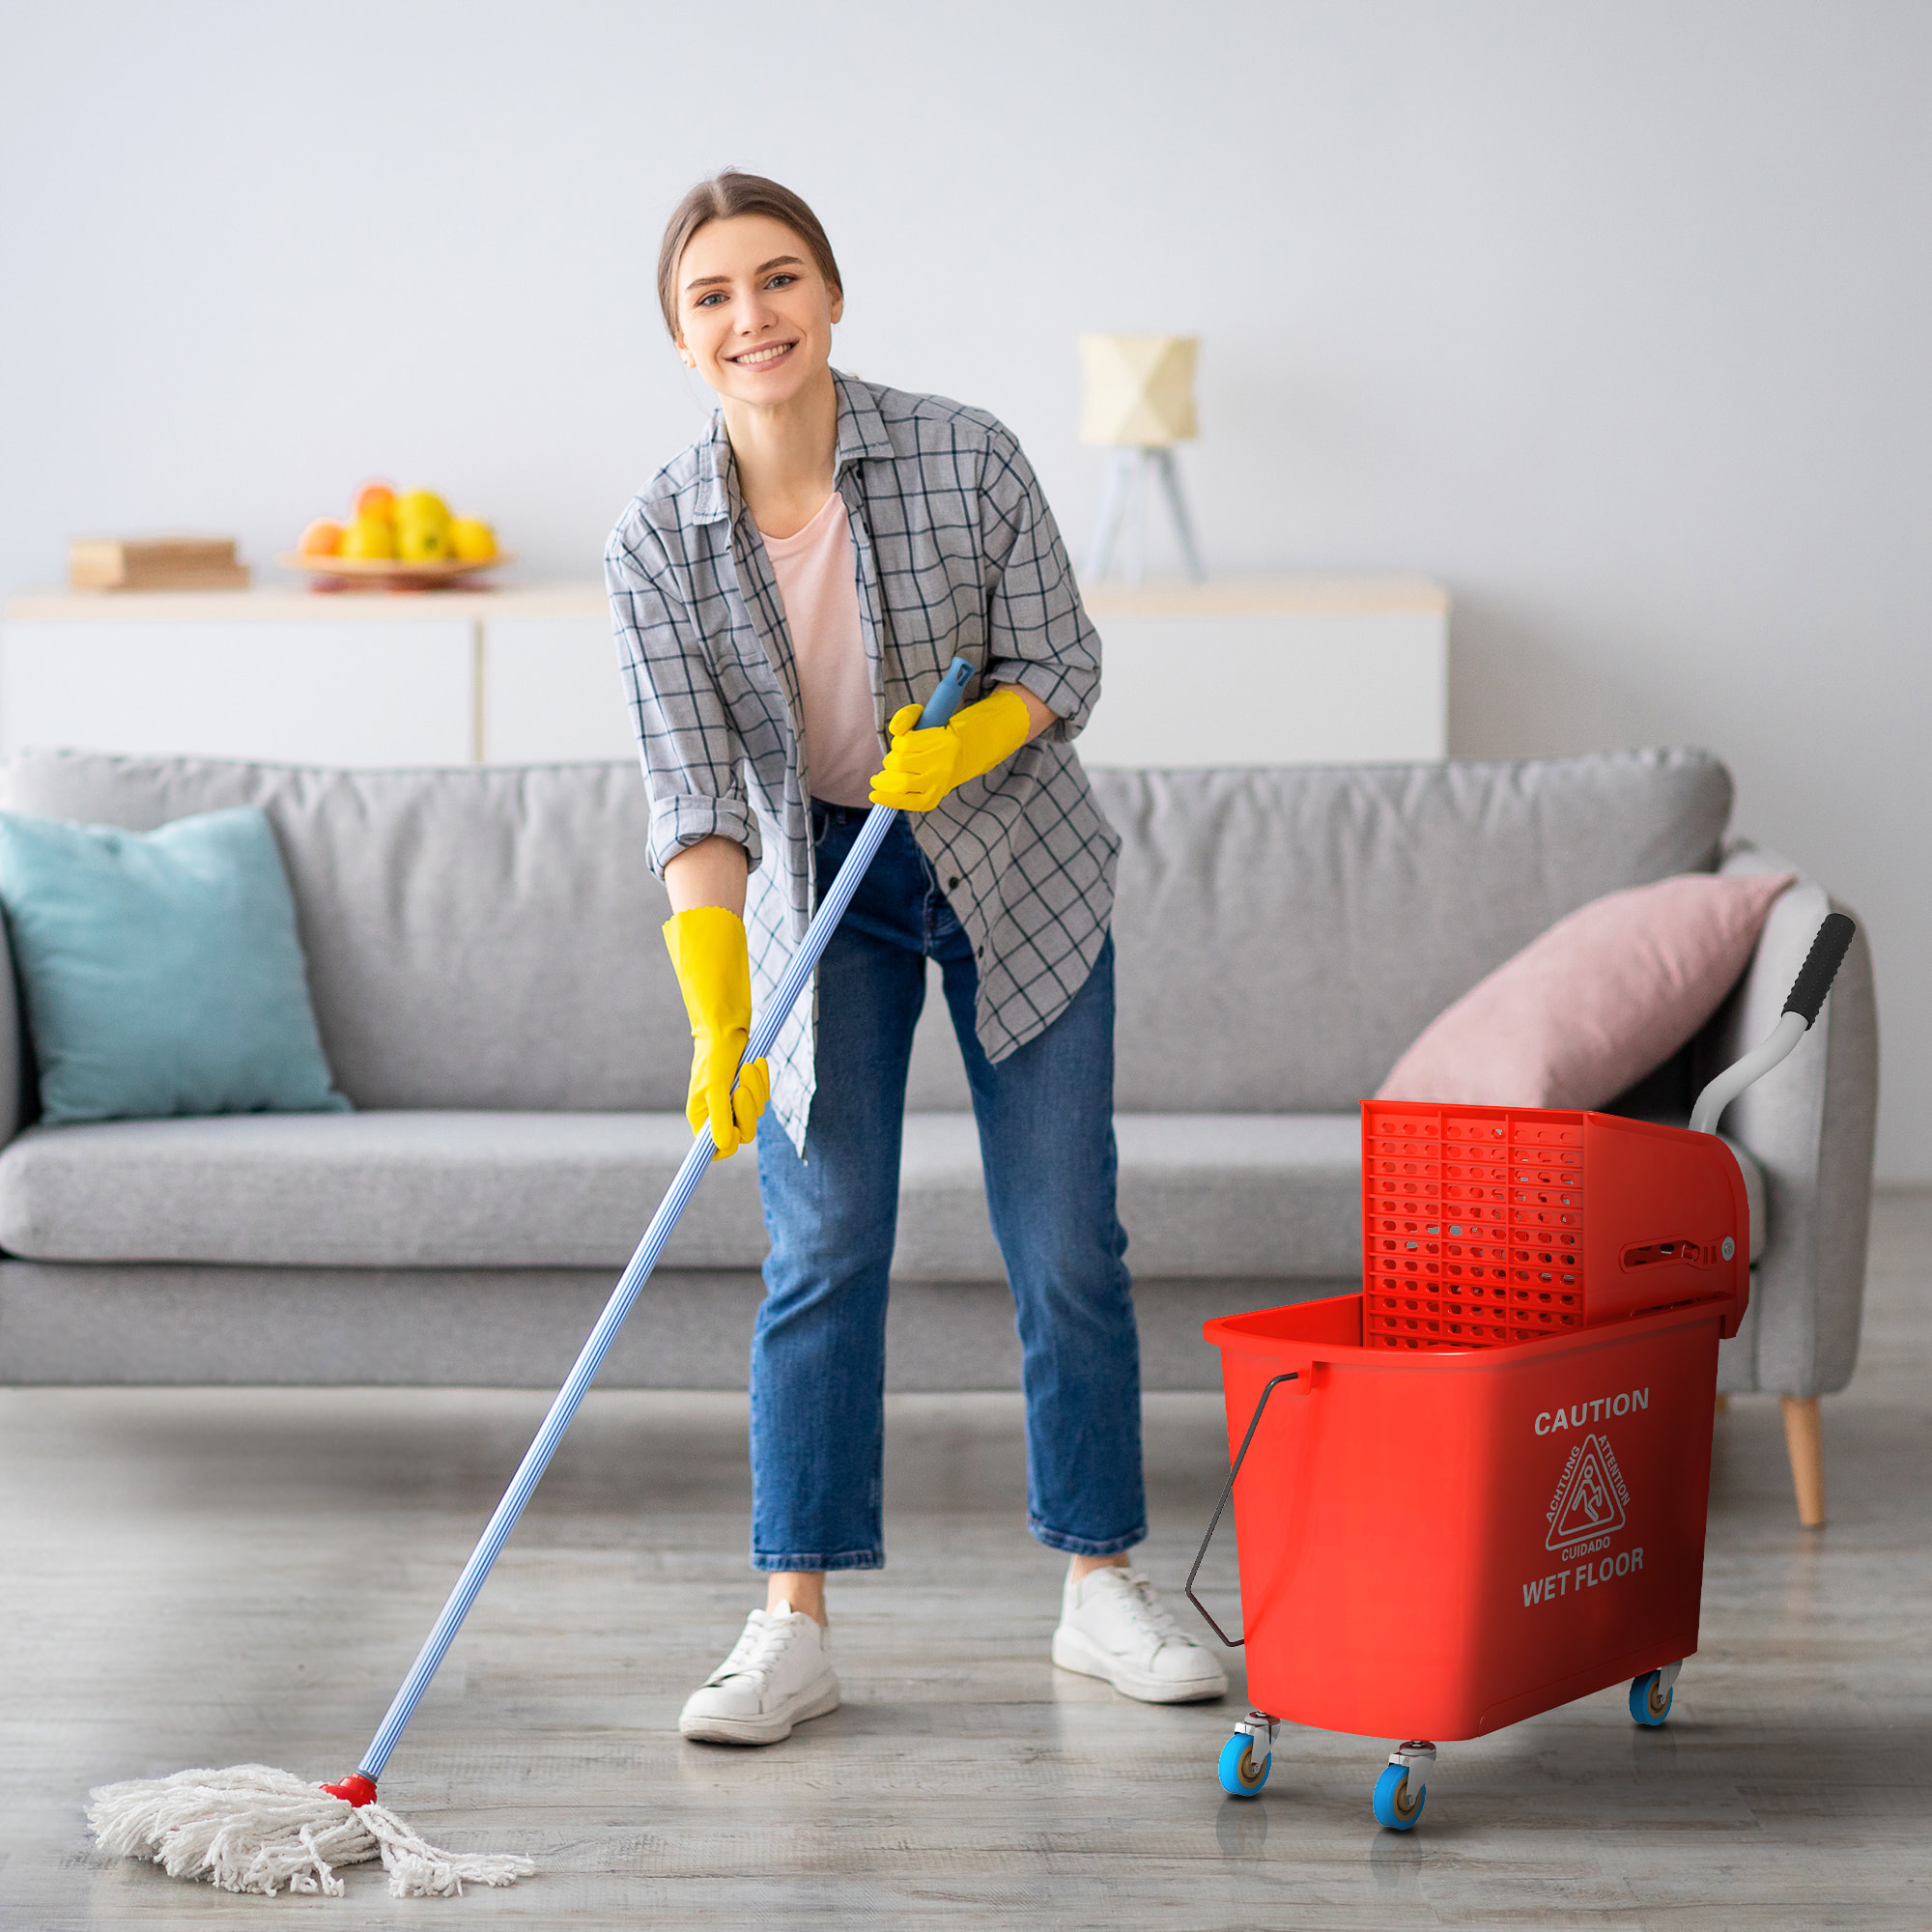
[70,537,250,592]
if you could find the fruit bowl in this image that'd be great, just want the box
[277,552,516,591]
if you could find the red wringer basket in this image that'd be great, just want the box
[1186,915,1856,1830]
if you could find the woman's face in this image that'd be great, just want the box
[674,213,842,409]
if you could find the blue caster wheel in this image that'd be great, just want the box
[1373,1761,1427,1830]
[1218,1732,1270,1797]
[1630,1668,1674,1726]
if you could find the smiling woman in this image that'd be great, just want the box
[605,167,1227,1753]
[655,175,842,344]
[667,197,846,540]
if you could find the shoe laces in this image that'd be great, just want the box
[1101,1571,1187,1650]
[709,1609,805,1689]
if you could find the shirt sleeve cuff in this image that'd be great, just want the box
[994,661,1097,740]
[646,792,763,878]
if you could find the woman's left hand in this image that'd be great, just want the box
[868,686,1036,812]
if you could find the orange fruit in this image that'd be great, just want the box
[298,518,344,556]
[354,481,396,522]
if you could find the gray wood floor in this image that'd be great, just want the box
[4,1195,1928,1927]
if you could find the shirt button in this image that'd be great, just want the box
[947,874,960,890]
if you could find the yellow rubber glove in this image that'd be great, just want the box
[662,906,770,1158]
[868,686,1033,812]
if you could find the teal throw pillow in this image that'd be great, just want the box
[0,805,351,1125]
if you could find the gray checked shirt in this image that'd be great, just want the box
[606,371,1119,1151]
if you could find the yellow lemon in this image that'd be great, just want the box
[339,513,397,560]
[449,517,497,562]
[395,488,449,523]
[395,490,453,562]
[397,523,450,562]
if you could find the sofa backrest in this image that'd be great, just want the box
[909,750,1733,1110]
[0,753,688,1111]
[1,746,1730,1115]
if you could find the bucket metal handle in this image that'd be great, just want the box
[1690,912,1856,1135]
[1184,1371,1298,1647]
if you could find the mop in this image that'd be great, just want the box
[88,659,977,1898]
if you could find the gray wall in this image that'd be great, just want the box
[2,2,1926,1178]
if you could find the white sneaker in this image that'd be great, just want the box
[678,1601,841,1745]
[1051,1564,1229,1704]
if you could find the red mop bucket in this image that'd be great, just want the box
[1186,915,1856,1830]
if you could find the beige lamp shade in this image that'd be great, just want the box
[1079,333,1198,446]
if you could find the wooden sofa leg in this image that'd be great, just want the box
[1780,1395,1826,1528]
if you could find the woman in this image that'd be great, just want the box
[607,172,1224,1746]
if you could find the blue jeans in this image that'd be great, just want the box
[750,803,1145,1571]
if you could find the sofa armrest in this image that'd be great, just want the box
[1703,843,1879,1397]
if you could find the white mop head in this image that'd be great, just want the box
[87,1763,535,1898]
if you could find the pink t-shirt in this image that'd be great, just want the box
[760,494,878,809]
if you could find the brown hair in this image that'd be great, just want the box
[657,171,842,341]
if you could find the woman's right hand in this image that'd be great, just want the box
[662,906,768,1158]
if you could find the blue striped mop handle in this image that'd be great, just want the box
[347,656,976,1787]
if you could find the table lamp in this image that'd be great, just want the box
[1079,333,1204,583]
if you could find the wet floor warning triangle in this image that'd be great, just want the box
[1546,1433,1629,1549]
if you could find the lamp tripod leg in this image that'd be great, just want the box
[1125,450,1150,585]
[1152,447,1205,582]
[1083,449,1136,582]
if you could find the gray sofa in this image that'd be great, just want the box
[0,747,1877,1523]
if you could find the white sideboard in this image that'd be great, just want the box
[1075,576,1446,765]
[0,574,1447,768]
[0,584,627,769]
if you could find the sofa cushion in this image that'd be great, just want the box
[0,1110,1364,1279]
[907,751,1733,1112]
[8,749,1730,1121]
[0,1113,757,1270]
[1097,752,1734,1112]
[0,753,687,1113]
[886,1112,1762,1275]
[0,1107,1761,1278]
[0,805,348,1123]
[1377,869,1796,1110]
[889,1114,1366,1279]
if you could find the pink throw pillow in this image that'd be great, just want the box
[1376,870,1796,1110]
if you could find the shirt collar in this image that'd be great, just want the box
[832,369,895,469]
[691,415,734,526]
[689,369,891,526]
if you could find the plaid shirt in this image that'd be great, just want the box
[606,371,1119,1151]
